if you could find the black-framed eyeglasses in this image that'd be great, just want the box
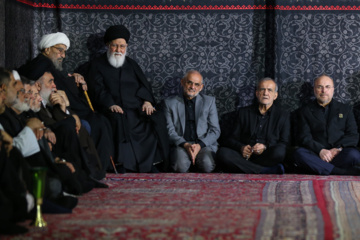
[17,88,26,96]
[186,80,202,88]
[315,85,333,91]
[52,46,66,55]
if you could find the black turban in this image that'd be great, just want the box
[104,25,130,44]
[17,56,53,81]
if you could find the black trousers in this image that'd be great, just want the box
[217,145,286,173]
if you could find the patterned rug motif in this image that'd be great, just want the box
[4,173,360,239]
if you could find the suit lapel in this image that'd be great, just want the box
[308,101,325,122]
[266,105,277,141]
[195,95,203,130]
[176,96,186,134]
[248,106,258,140]
[327,101,339,135]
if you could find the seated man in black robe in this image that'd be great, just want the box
[88,25,169,173]
[0,68,78,216]
[34,71,106,182]
[18,32,114,172]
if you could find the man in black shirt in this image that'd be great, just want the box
[293,74,360,175]
[217,77,290,174]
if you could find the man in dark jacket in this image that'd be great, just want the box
[217,77,289,174]
[293,74,360,175]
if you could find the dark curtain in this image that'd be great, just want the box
[5,0,360,118]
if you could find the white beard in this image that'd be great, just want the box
[13,98,30,112]
[31,103,41,112]
[52,59,63,71]
[107,49,126,68]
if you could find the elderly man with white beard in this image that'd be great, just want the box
[18,32,114,174]
[0,70,44,157]
[0,69,81,213]
[88,25,169,173]
[31,71,109,189]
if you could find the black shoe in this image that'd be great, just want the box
[150,165,160,173]
[116,164,126,174]
[90,177,109,188]
[42,198,73,214]
[0,222,28,235]
[51,195,78,210]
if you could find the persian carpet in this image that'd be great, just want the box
[3,173,360,240]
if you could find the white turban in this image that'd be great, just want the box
[12,70,21,81]
[38,32,70,50]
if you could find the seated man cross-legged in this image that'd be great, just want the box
[217,77,290,174]
[293,74,360,175]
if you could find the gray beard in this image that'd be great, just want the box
[31,104,41,112]
[107,49,126,68]
[32,108,41,112]
[40,88,52,106]
[52,58,63,71]
[13,99,30,112]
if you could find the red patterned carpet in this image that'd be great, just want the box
[3,173,360,239]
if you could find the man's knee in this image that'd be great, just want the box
[197,150,215,173]
[347,148,360,160]
[217,147,240,166]
[339,148,360,166]
[267,146,286,162]
[172,159,191,173]
[292,147,309,163]
[170,147,191,173]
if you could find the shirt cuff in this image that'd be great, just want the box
[197,140,206,149]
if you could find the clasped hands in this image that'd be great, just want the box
[49,90,70,112]
[26,118,46,140]
[319,148,342,163]
[241,143,267,160]
[184,142,201,165]
[109,101,156,115]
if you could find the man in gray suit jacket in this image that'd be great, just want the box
[164,70,220,173]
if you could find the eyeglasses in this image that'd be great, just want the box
[109,43,127,50]
[315,85,333,90]
[52,46,66,55]
[17,88,26,96]
[185,80,202,88]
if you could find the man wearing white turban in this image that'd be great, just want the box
[38,32,70,50]
[18,32,115,176]
[37,32,70,71]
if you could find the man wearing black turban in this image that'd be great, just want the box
[17,32,114,177]
[87,25,169,173]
